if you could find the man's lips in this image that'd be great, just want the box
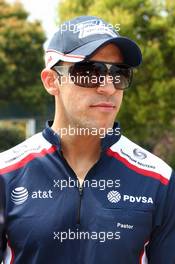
[90,103,116,112]
[90,103,115,108]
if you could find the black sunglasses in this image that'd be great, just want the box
[52,60,133,90]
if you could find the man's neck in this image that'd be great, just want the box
[60,134,101,163]
[56,132,102,184]
[51,118,102,162]
[51,121,102,179]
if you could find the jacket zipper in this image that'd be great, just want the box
[77,184,83,227]
[59,151,85,228]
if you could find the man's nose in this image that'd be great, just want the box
[96,76,116,96]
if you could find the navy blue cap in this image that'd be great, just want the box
[45,16,142,68]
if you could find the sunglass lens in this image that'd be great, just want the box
[69,62,107,88]
[110,65,132,89]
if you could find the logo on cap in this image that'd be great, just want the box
[75,19,117,39]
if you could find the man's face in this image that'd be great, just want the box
[55,43,124,130]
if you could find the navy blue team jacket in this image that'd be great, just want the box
[0,122,175,264]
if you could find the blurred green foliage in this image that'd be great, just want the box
[0,127,25,151]
[0,0,51,116]
[58,0,175,166]
[0,0,55,150]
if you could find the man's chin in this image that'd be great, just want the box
[73,118,115,132]
[90,120,114,130]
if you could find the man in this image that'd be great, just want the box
[0,15,174,264]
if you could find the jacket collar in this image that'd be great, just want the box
[42,121,121,152]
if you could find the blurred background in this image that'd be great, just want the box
[0,0,175,167]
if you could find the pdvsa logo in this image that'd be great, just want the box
[123,195,153,204]
[107,191,121,203]
[107,190,153,204]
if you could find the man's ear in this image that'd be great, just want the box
[41,69,60,96]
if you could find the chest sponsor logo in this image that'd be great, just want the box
[107,191,121,203]
[120,149,155,169]
[133,148,147,160]
[11,187,29,205]
[31,190,53,199]
[107,190,153,204]
[11,187,53,205]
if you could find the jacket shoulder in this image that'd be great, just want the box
[108,135,172,185]
[0,132,53,173]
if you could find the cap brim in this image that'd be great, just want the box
[69,37,142,67]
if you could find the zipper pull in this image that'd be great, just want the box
[79,185,83,196]
[77,184,84,227]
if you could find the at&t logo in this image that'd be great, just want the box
[11,187,28,205]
